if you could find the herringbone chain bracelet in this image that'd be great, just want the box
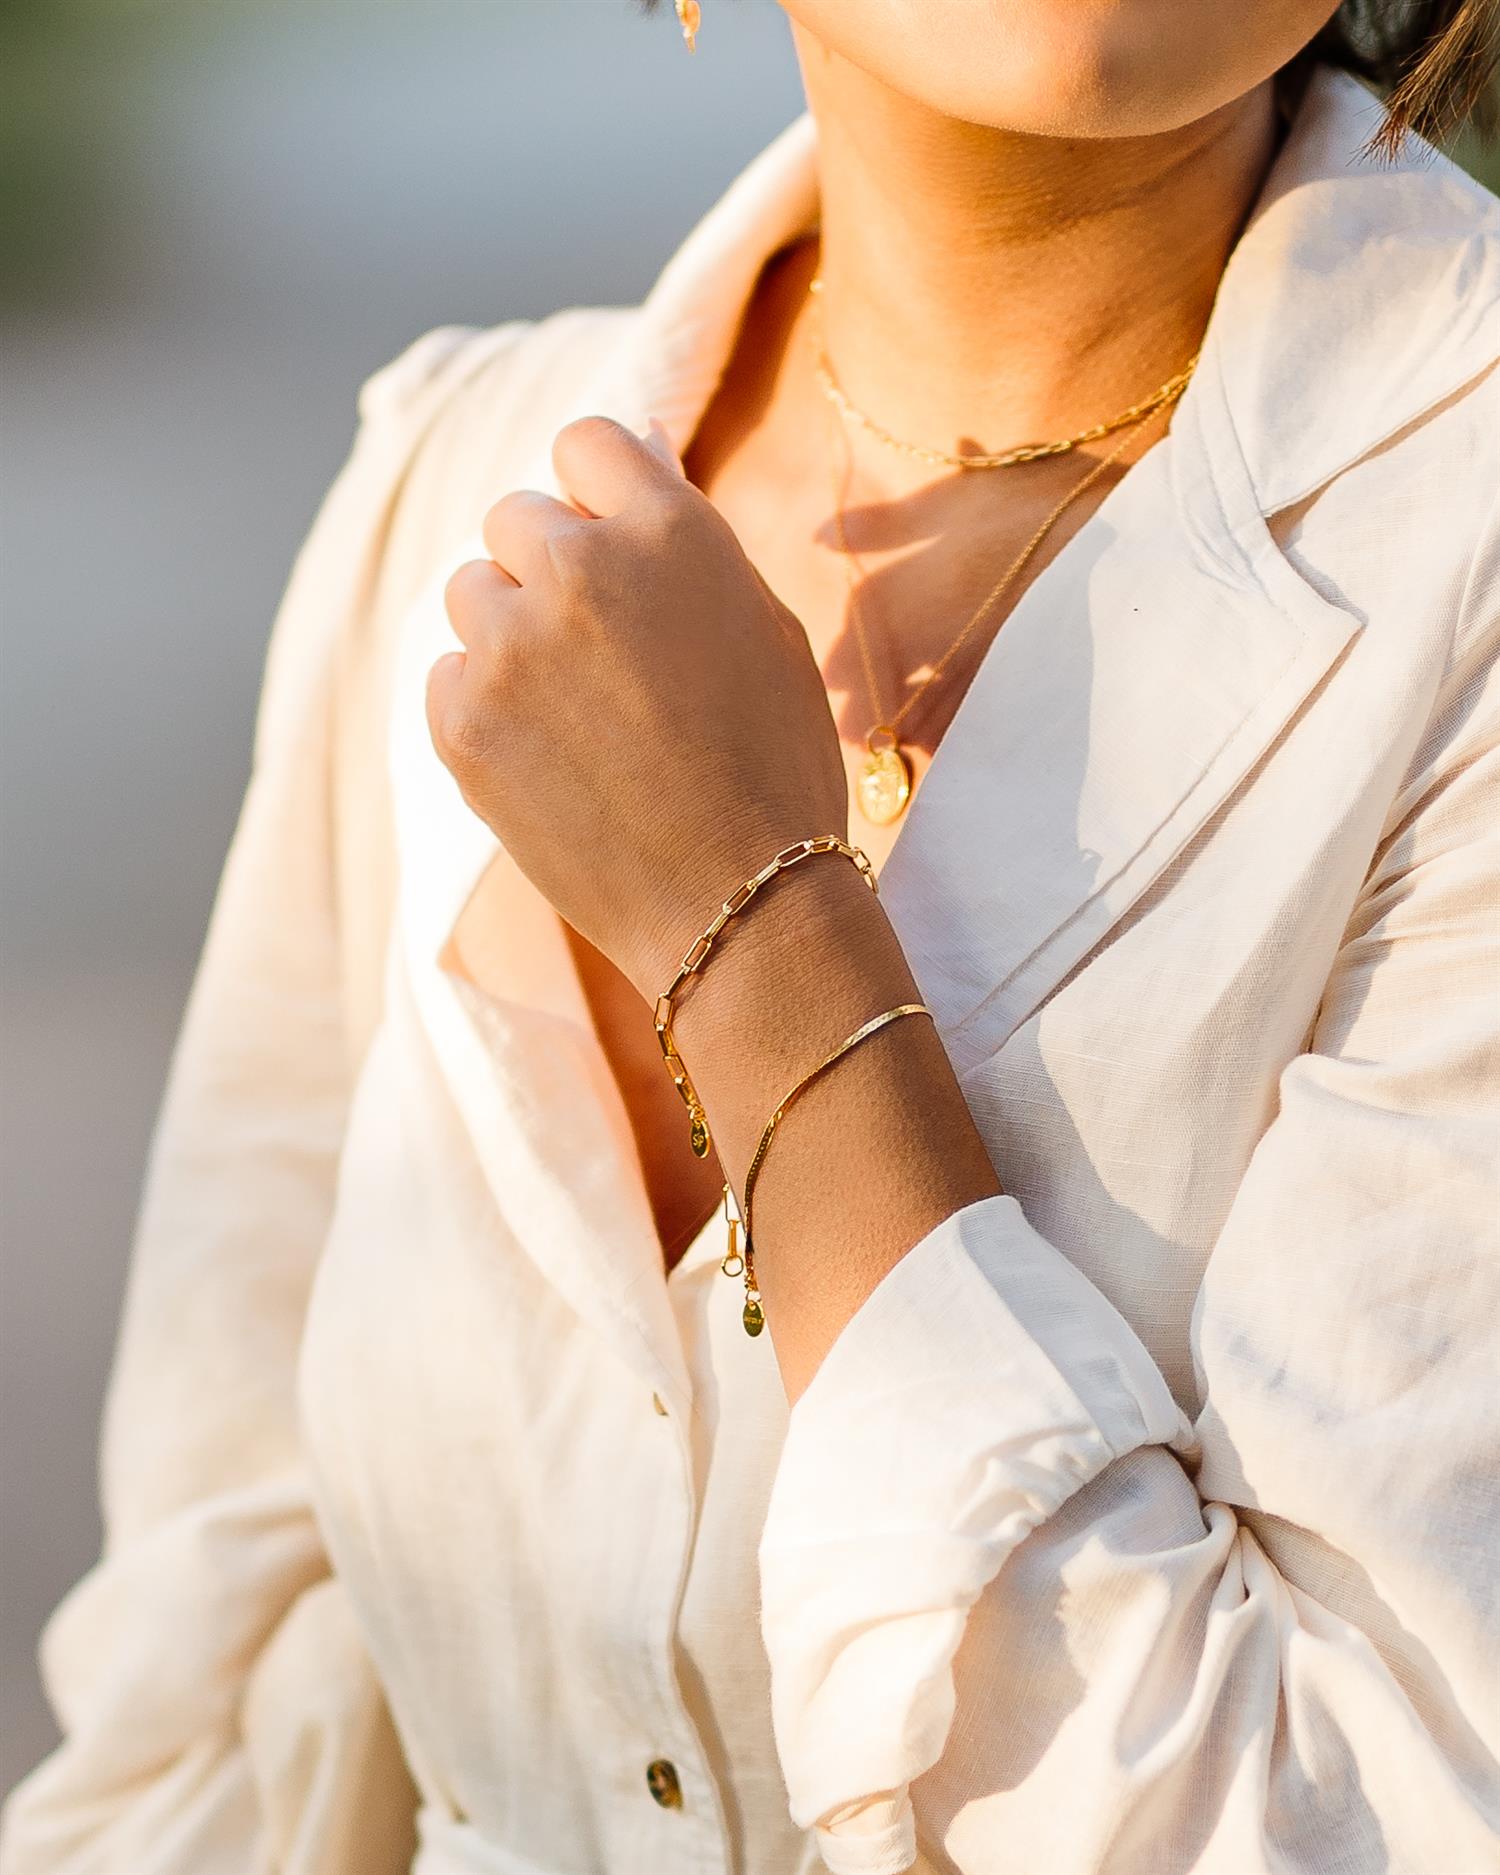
[728,999,933,1336]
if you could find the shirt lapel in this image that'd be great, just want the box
[878,69,1500,1073]
[873,399,1358,1079]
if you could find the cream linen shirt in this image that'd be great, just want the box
[4,66,1499,1875]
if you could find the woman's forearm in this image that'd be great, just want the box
[668,857,1002,1401]
[427,412,1002,1400]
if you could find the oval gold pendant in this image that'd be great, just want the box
[858,741,912,826]
[689,1113,711,1158]
[742,1293,765,1337]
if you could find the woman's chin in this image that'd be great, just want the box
[786,0,1335,140]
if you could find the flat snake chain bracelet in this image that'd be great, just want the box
[726,999,934,1336]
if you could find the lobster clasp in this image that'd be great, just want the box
[719,1183,745,1278]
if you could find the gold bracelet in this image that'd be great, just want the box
[722,1001,934,1337]
[652,835,878,1162]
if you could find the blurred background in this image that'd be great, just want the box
[0,0,1495,1805]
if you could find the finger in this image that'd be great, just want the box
[482,486,585,583]
[425,649,468,764]
[645,416,687,478]
[551,412,682,518]
[443,556,516,651]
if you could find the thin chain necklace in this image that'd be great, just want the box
[808,269,1198,822]
[809,273,1199,471]
[827,387,1188,826]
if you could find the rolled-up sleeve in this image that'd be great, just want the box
[760,562,1500,1873]
[0,326,487,1875]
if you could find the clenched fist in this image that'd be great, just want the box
[427,414,853,999]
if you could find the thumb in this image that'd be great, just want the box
[644,415,688,478]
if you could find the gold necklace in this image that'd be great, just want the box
[829,392,1188,826]
[808,274,1199,472]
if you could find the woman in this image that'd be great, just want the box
[5,1,1497,1870]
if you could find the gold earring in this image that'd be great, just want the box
[674,0,701,52]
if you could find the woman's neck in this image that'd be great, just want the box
[793,27,1280,463]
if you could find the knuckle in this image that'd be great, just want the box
[544,516,605,590]
[443,556,502,617]
[635,480,685,538]
[436,688,496,779]
[480,490,530,563]
[555,412,624,454]
[485,486,543,534]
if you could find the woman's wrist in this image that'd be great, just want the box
[665,850,1002,1396]
[666,853,913,1165]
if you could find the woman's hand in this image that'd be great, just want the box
[427,414,849,999]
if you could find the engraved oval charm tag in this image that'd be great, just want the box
[857,740,912,826]
[741,1293,765,1337]
[689,1112,711,1158]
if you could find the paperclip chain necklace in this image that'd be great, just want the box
[808,274,1199,471]
[810,280,1197,824]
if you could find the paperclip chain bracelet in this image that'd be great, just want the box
[723,1001,933,1336]
[652,835,878,1163]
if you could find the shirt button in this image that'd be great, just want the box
[645,1758,683,1808]
[651,1391,669,1416]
